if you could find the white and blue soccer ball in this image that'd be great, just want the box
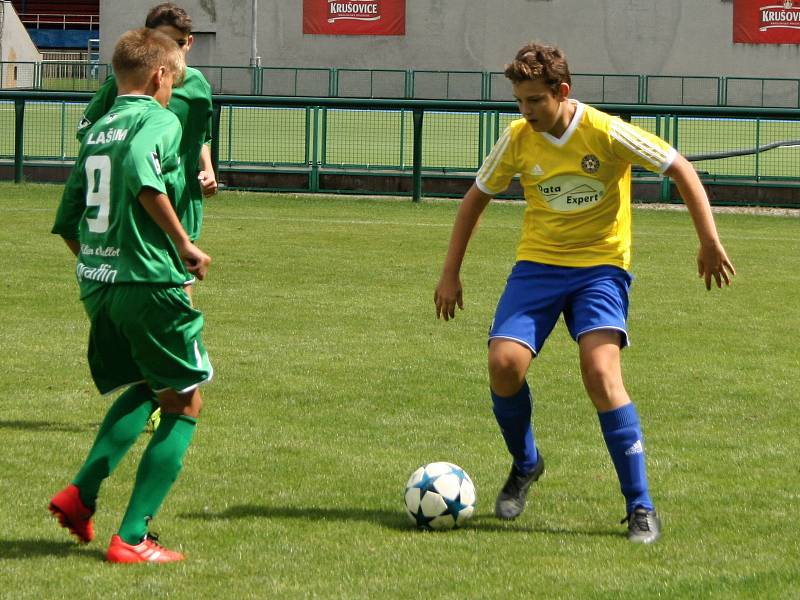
[404,462,476,530]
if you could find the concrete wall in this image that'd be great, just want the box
[1,1,41,87]
[99,1,800,80]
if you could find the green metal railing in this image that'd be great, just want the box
[334,68,410,98]
[6,62,800,108]
[2,90,800,204]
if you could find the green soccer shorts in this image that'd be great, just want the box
[81,284,213,395]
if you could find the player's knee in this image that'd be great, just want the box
[158,387,203,418]
[488,347,528,389]
[581,362,626,405]
[582,361,609,387]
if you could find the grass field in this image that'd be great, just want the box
[2,101,800,181]
[0,183,798,598]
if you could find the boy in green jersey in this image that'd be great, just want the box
[50,27,212,564]
[77,3,217,245]
[78,3,214,431]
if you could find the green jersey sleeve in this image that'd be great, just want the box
[76,75,118,142]
[52,157,88,240]
[123,109,184,201]
[205,111,213,145]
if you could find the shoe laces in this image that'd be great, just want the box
[143,532,164,547]
[621,510,651,531]
[501,468,526,495]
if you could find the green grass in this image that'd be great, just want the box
[2,102,800,181]
[0,182,798,598]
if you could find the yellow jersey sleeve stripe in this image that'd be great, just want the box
[610,121,676,172]
[610,122,669,165]
[476,126,512,189]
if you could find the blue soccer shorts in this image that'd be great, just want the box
[488,260,633,355]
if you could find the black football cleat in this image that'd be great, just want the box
[494,452,545,520]
[621,507,662,544]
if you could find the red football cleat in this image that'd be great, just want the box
[49,484,95,544]
[106,534,185,564]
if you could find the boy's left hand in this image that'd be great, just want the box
[180,242,212,280]
[697,241,736,290]
[198,171,218,197]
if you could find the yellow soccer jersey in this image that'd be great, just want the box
[476,100,676,270]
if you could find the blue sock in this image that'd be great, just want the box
[491,381,539,474]
[598,403,654,513]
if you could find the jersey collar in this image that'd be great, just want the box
[112,95,162,109]
[539,99,584,147]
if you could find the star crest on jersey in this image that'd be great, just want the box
[581,154,600,174]
[531,164,544,176]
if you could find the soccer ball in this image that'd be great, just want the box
[404,462,476,530]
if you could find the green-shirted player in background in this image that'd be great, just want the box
[77,2,217,247]
[78,3,216,431]
[49,27,212,564]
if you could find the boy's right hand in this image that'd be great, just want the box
[179,243,211,280]
[434,274,464,321]
[697,240,735,290]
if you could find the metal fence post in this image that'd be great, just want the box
[60,101,66,160]
[330,68,338,97]
[320,107,328,173]
[660,115,679,202]
[14,99,25,183]
[310,107,320,193]
[412,108,423,201]
[754,118,761,181]
[399,109,406,168]
[478,111,485,167]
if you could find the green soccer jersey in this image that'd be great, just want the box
[77,67,213,241]
[54,95,190,297]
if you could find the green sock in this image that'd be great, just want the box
[117,413,197,545]
[72,384,158,509]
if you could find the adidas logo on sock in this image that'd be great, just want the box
[625,440,644,456]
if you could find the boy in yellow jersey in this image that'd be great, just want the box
[434,43,735,543]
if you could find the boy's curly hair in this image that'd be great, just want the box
[145,3,193,35]
[504,43,571,94]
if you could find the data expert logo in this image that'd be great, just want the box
[327,1,381,23]
[536,175,606,213]
[759,1,800,31]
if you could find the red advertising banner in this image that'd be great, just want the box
[303,0,405,36]
[734,0,800,43]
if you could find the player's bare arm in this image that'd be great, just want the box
[197,144,218,198]
[665,154,736,290]
[138,187,211,279]
[435,184,492,320]
[61,238,80,256]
